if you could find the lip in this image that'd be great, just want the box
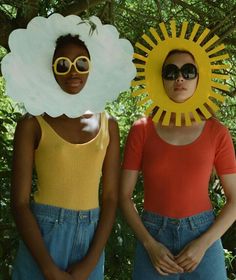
[66,77,83,87]
[174,87,186,91]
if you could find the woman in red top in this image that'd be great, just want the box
[120,50,236,279]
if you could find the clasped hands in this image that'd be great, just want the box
[146,237,208,276]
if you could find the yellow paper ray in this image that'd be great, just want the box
[162,111,171,126]
[211,81,229,91]
[149,27,162,43]
[210,64,229,70]
[184,112,192,126]
[131,79,145,87]
[199,105,212,119]
[135,42,150,54]
[189,23,200,41]
[207,44,225,56]
[153,108,163,123]
[170,20,176,38]
[210,91,225,102]
[133,53,147,62]
[135,73,145,79]
[159,22,169,40]
[180,22,188,39]
[192,110,202,124]
[142,34,156,48]
[206,99,220,112]
[202,35,219,51]
[196,28,210,45]
[175,112,182,126]
[134,63,145,69]
[211,73,229,80]
[209,54,229,63]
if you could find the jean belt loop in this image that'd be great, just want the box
[161,216,168,231]
[89,210,92,223]
[188,216,196,231]
[58,208,65,224]
[90,208,98,222]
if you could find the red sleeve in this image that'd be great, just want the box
[122,118,148,170]
[214,125,236,175]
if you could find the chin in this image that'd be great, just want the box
[170,95,193,103]
[63,87,83,95]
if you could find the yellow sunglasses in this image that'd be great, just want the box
[53,56,90,75]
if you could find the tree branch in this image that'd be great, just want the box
[0,9,14,49]
[15,0,40,27]
[173,0,209,19]
[58,0,105,16]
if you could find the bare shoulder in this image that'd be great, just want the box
[104,114,120,143]
[16,114,38,128]
[14,114,41,147]
[106,114,119,133]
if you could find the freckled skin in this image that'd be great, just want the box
[163,53,198,103]
[53,43,90,95]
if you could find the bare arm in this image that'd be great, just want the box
[119,169,183,275]
[200,174,236,245]
[176,173,236,272]
[11,117,73,280]
[68,117,120,279]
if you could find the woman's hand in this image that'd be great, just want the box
[67,259,92,280]
[44,266,75,280]
[175,237,208,272]
[145,239,184,275]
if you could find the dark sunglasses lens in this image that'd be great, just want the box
[56,59,70,73]
[181,63,197,79]
[162,64,179,80]
[76,58,89,72]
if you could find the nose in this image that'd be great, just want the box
[176,73,184,82]
[69,64,78,75]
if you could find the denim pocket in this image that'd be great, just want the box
[36,215,59,238]
[143,219,163,237]
[195,220,213,236]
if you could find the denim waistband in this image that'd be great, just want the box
[142,210,215,230]
[31,203,100,223]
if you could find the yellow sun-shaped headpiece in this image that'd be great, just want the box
[132,20,230,126]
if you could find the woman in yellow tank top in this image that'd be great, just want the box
[10,34,120,280]
[3,13,135,279]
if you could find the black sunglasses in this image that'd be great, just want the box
[162,63,198,80]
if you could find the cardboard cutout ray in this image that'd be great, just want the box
[132,20,230,126]
[2,13,136,117]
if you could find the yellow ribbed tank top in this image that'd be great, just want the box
[34,112,109,210]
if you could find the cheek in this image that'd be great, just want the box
[190,80,198,93]
[82,73,89,82]
[54,75,66,89]
[163,81,173,95]
[55,75,62,84]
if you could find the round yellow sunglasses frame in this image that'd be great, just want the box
[53,56,91,75]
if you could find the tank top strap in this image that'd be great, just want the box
[35,115,44,126]
[35,115,48,135]
[97,112,109,149]
[35,115,57,142]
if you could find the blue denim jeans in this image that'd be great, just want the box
[12,203,104,279]
[133,210,227,280]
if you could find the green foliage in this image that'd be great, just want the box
[0,78,21,279]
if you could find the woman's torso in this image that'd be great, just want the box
[33,112,109,210]
[123,116,235,218]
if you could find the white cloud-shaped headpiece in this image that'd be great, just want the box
[2,13,136,117]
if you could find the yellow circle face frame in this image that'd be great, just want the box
[132,20,230,126]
